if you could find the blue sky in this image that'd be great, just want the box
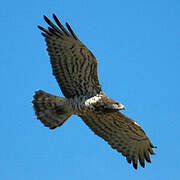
[1,0,180,179]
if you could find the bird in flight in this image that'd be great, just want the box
[32,14,156,169]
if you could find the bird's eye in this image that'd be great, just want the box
[114,103,119,107]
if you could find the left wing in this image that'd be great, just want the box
[80,111,156,169]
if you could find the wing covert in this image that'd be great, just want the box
[80,112,156,169]
[38,14,101,98]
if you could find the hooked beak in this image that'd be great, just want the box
[119,103,125,111]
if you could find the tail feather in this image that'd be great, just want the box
[32,90,72,129]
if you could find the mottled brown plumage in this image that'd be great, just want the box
[38,14,101,98]
[32,14,156,169]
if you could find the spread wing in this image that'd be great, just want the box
[38,14,101,98]
[80,112,156,169]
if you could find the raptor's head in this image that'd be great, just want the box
[111,102,125,111]
[103,102,125,113]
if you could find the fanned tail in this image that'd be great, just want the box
[32,90,72,129]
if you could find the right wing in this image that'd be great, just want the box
[38,14,101,98]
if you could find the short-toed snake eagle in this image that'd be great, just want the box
[32,14,156,169]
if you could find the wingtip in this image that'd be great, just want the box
[139,161,145,168]
[41,33,46,37]
[43,15,51,24]
[65,22,69,26]
[43,15,47,19]
[52,13,60,24]
[52,13,57,19]
[65,22,78,40]
[65,22,71,30]
[150,142,157,149]
[133,163,138,170]
[126,157,131,164]
[146,158,151,163]
[37,25,42,30]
